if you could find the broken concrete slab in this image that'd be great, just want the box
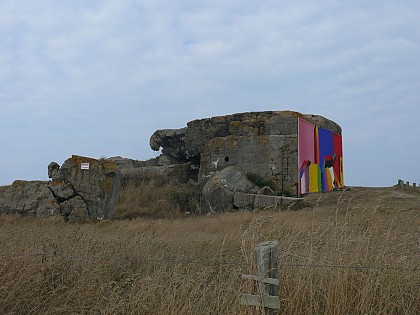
[202,166,258,212]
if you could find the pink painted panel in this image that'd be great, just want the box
[298,118,315,168]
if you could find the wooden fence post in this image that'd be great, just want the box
[256,240,279,314]
[241,240,279,314]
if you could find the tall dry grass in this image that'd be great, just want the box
[115,175,204,219]
[0,190,419,314]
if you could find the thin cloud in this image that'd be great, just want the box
[0,0,419,185]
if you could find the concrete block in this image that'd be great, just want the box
[253,194,303,209]
[233,192,255,208]
[254,195,281,209]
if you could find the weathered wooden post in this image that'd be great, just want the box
[256,240,279,315]
[241,240,279,314]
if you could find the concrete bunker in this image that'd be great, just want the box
[150,110,344,199]
[0,110,344,219]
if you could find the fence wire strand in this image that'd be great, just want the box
[0,252,419,272]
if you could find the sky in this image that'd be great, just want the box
[1,0,419,187]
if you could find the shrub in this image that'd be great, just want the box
[246,172,276,190]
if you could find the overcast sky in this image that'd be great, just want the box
[1,0,419,187]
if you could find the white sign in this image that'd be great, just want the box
[81,163,90,170]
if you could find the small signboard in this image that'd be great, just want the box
[81,163,90,170]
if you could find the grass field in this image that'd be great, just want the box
[0,187,419,314]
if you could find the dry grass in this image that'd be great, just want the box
[115,175,204,219]
[0,187,419,314]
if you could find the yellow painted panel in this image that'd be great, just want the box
[326,168,333,191]
[309,163,320,192]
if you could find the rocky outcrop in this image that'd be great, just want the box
[0,155,121,221]
[60,196,89,222]
[0,181,60,217]
[48,162,60,178]
[50,155,121,220]
[0,185,8,199]
[150,128,187,164]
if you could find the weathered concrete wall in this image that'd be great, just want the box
[198,113,299,195]
[150,110,342,201]
[184,111,296,158]
[119,163,198,186]
[199,134,298,194]
[106,156,198,187]
[183,111,340,158]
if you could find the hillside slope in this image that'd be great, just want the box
[304,186,420,213]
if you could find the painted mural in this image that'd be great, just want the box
[298,118,344,194]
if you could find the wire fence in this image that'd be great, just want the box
[1,252,419,272]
